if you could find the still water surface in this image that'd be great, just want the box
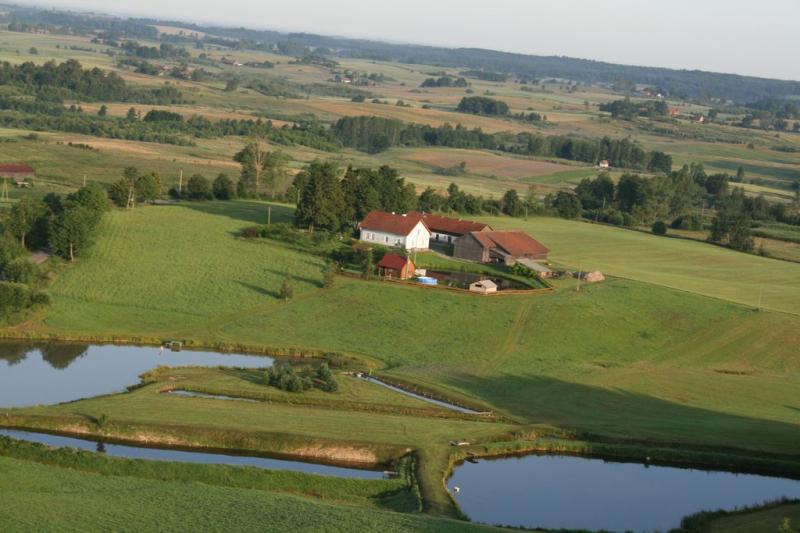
[0,429,383,479]
[448,453,800,532]
[0,341,273,407]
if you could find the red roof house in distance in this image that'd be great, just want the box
[377,252,416,280]
[358,210,431,250]
[406,211,491,244]
[598,160,610,169]
[0,163,35,185]
[454,230,549,265]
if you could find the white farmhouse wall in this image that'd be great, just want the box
[359,221,430,250]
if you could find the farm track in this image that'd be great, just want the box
[476,299,533,376]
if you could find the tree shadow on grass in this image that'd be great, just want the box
[179,200,294,226]
[235,281,279,299]
[440,372,800,457]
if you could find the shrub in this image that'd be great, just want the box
[186,174,212,200]
[652,220,668,235]
[3,258,37,284]
[212,174,236,200]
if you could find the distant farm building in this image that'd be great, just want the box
[598,160,610,169]
[358,211,431,250]
[377,253,416,280]
[469,279,498,294]
[454,230,549,265]
[407,212,491,245]
[0,164,35,186]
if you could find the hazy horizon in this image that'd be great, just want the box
[9,0,800,81]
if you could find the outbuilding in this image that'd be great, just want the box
[407,211,491,245]
[377,253,416,280]
[454,230,549,265]
[0,163,35,186]
[469,279,498,294]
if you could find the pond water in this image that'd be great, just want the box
[0,429,384,479]
[427,270,531,290]
[448,453,800,532]
[0,341,273,408]
[360,375,482,414]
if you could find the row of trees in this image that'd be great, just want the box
[420,76,468,88]
[456,96,509,116]
[599,98,669,120]
[0,59,184,104]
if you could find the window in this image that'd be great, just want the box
[384,236,389,243]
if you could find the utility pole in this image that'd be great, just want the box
[83,174,87,187]
[757,285,763,311]
[576,263,583,292]
[178,170,183,196]
[1,178,8,201]
[267,205,272,225]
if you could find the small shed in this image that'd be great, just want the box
[598,160,610,169]
[469,279,498,294]
[516,258,552,278]
[377,253,416,280]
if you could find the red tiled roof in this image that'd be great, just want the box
[407,212,490,236]
[0,164,34,173]
[359,211,429,236]
[377,252,412,271]
[468,230,549,257]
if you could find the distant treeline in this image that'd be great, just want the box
[5,5,799,102]
[331,116,672,172]
[0,60,184,104]
[420,76,468,88]
[599,98,669,120]
[457,96,509,116]
[0,96,340,149]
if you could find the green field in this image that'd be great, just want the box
[482,215,800,315]
[0,456,495,532]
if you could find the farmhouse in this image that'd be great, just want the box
[598,160,610,169]
[454,230,549,265]
[407,212,491,244]
[0,163,35,186]
[358,210,431,250]
[377,253,416,280]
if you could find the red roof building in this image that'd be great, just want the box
[377,253,416,280]
[358,211,431,250]
[0,164,35,183]
[454,230,549,265]
[406,211,491,244]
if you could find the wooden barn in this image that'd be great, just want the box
[377,253,416,280]
[454,230,549,265]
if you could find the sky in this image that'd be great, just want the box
[14,0,800,80]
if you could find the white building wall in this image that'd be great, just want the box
[359,221,430,250]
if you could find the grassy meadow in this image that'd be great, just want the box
[0,456,496,532]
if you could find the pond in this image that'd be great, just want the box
[448,453,800,532]
[0,341,273,408]
[0,429,384,479]
[426,270,533,290]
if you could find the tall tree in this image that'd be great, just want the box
[7,197,45,248]
[48,206,93,261]
[295,161,344,232]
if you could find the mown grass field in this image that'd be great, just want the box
[482,215,800,315]
[0,456,496,532]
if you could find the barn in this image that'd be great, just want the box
[406,212,491,245]
[454,230,549,265]
[0,164,35,186]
